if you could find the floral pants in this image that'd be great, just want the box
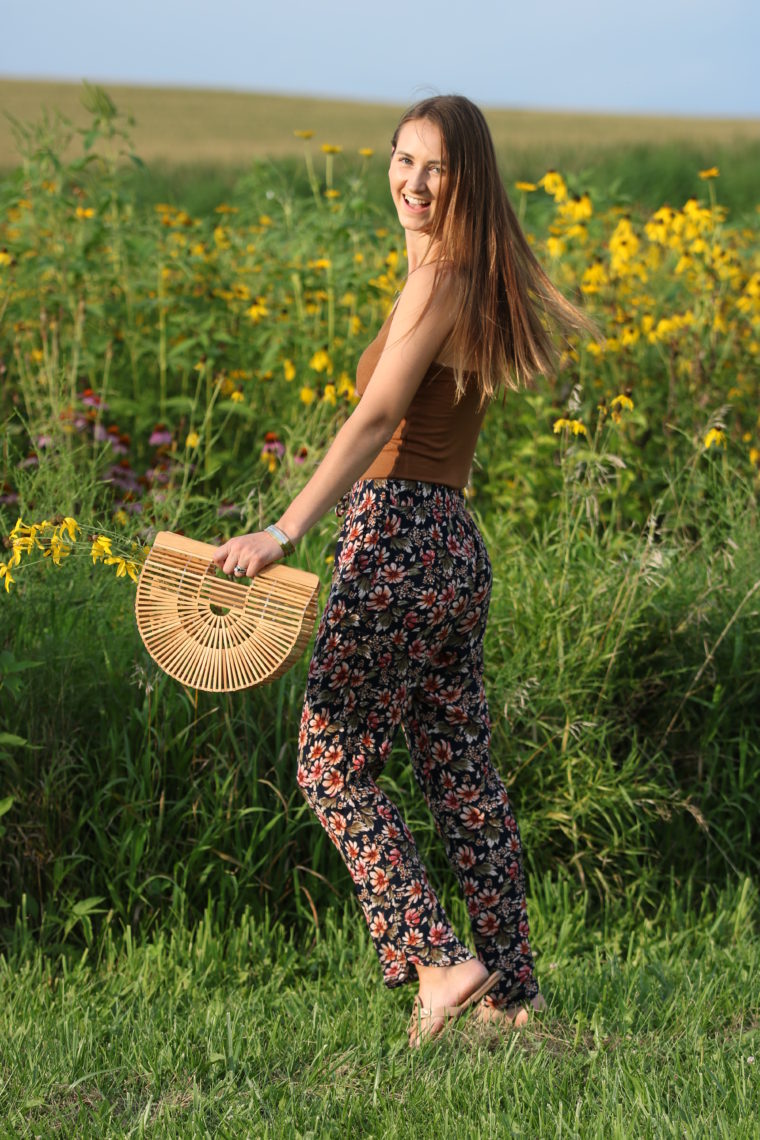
[296,478,539,1009]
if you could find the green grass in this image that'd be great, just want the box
[1,876,758,1137]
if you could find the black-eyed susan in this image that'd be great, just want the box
[538,170,567,203]
[321,144,342,155]
[293,130,314,139]
[309,349,331,373]
[698,167,719,180]
[611,394,634,411]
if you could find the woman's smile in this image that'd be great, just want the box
[402,192,431,214]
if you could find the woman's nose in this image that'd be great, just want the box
[407,171,428,192]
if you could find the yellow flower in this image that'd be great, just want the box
[186,431,200,448]
[309,349,332,373]
[704,428,726,450]
[515,181,537,192]
[75,206,95,219]
[300,386,316,405]
[581,261,609,294]
[230,390,244,403]
[0,250,12,267]
[611,394,634,411]
[91,535,113,563]
[0,563,14,592]
[698,167,719,180]
[538,170,567,203]
[113,509,129,527]
[750,447,760,466]
[553,418,588,437]
[61,516,80,542]
[324,189,340,200]
[308,258,332,270]
[261,451,277,473]
[283,359,296,382]
[323,384,337,406]
[11,536,35,560]
[337,372,354,397]
[321,144,342,155]
[558,193,593,223]
[358,148,374,157]
[44,534,70,566]
[247,299,269,322]
[294,130,314,139]
[104,555,139,582]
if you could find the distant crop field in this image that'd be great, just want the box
[2,78,760,169]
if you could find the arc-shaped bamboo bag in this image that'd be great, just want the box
[135,531,320,691]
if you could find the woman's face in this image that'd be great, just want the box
[388,118,447,235]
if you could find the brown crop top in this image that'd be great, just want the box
[355,311,489,490]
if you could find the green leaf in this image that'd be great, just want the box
[0,734,27,748]
[0,796,15,818]
[72,896,106,917]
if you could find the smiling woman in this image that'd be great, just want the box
[213,93,594,1048]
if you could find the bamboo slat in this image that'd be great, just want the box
[135,531,320,691]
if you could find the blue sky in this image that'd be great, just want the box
[2,0,757,117]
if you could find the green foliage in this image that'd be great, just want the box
[1,94,759,950]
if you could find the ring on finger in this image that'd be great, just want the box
[233,564,247,576]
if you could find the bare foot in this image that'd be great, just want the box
[408,958,492,1048]
[473,991,547,1028]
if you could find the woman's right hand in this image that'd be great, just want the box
[212,530,284,579]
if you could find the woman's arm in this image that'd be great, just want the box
[213,264,456,577]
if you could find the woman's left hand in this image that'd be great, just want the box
[212,530,284,578]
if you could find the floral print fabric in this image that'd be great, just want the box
[297,478,538,1009]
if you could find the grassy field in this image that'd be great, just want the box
[2,877,757,1136]
[2,78,760,169]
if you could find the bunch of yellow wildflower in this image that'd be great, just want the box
[1,517,143,593]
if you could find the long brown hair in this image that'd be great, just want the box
[392,95,596,407]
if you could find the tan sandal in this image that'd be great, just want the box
[407,970,502,1047]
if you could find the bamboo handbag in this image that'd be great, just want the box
[135,531,321,692]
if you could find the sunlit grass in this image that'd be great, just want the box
[1,877,757,1136]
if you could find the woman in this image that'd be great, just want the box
[214,95,591,1046]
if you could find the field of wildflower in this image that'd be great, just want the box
[0,85,759,1136]
[0,85,758,937]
